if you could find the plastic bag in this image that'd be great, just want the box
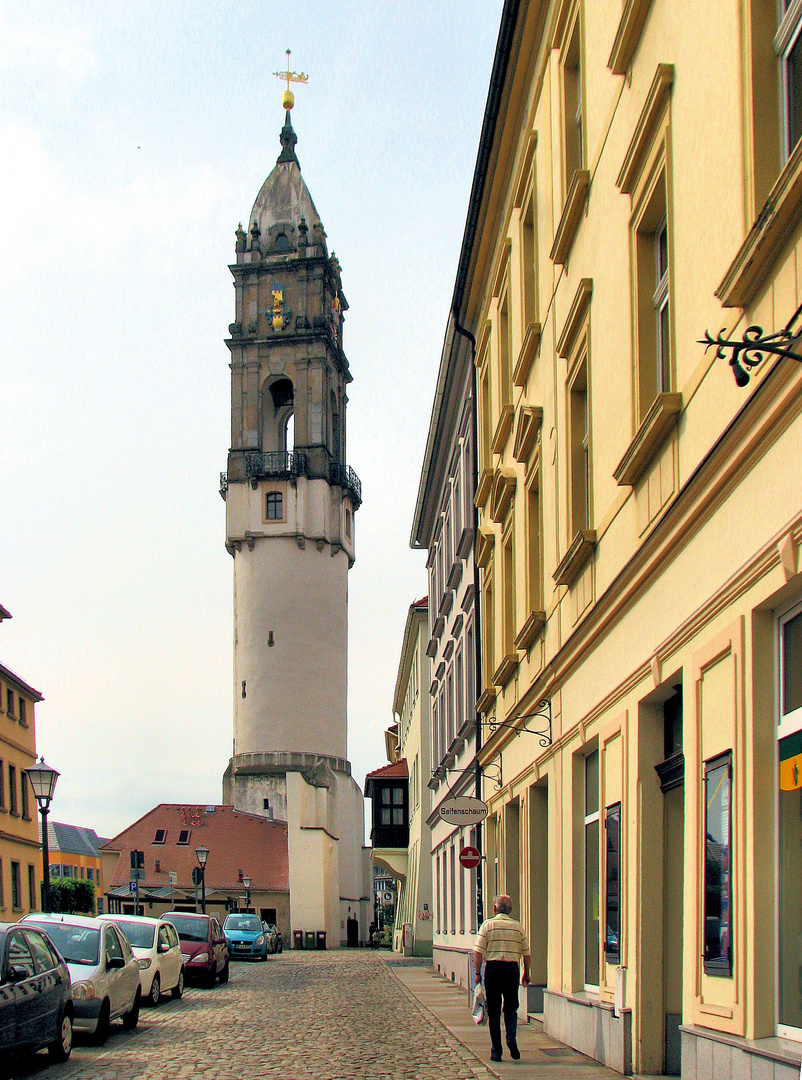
[472,982,487,1025]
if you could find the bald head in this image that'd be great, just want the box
[494,894,513,914]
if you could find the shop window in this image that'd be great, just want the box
[703,751,732,977]
[605,803,621,966]
[435,854,441,934]
[779,603,802,1030]
[449,845,457,934]
[585,749,600,988]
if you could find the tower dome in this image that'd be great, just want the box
[247,111,325,257]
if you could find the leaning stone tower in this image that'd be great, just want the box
[220,104,369,945]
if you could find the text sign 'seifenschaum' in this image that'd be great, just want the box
[438,796,489,825]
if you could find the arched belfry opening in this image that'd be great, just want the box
[262,377,294,454]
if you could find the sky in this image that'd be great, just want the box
[0,0,504,841]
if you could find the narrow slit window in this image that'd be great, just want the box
[703,751,732,977]
[605,803,621,965]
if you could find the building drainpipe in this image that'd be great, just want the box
[451,311,483,927]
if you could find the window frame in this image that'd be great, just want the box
[703,750,733,978]
[775,0,802,161]
[584,749,600,990]
[604,802,621,966]
[264,490,284,522]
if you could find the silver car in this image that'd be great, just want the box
[22,913,141,1042]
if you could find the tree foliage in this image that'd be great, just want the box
[49,878,95,914]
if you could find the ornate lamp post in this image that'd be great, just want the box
[195,845,209,915]
[243,874,251,912]
[25,757,59,913]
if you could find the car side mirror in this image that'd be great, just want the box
[158,942,170,953]
[106,956,125,970]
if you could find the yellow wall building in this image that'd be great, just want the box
[0,633,44,919]
[435,0,802,1075]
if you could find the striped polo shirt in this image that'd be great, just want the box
[475,912,530,963]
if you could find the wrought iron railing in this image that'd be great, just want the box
[330,462,362,506]
[245,451,309,480]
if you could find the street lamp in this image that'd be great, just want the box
[243,874,251,912]
[25,757,60,913]
[195,845,209,915]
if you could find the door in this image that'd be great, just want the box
[25,928,66,1042]
[6,930,42,1049]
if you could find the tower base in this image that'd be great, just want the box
[223,753,371,947]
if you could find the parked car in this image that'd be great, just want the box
[0,921,73,1061]
[162,912,229,986]
[262,922,283,954]
[22,913,141,1042]
[108,915,184,1006]
[223,913,267,960]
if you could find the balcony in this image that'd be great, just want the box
[329,462,363,507]
[219,452,362,508]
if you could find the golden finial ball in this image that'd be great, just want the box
[282,89,295,110]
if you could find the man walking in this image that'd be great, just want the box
[474,894,530,1062]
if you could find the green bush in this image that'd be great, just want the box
[49,878,95,914]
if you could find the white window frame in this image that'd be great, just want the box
[775,0,802,161]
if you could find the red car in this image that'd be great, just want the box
[161,913,229,987]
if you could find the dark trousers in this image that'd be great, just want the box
[484,960,520,1051]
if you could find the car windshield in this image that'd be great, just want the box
[164,915,208,943]
[28,923,99,966]
[114,921,155,949]
[225,915,261,932]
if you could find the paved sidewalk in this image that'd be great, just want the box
[391,963,623,1079]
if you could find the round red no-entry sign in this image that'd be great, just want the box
[459,845,481,869]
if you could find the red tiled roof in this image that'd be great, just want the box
[412,596,428,609]
[365,759,408,780]
[101,804,288,893]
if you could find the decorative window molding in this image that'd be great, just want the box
[461,583,476,612]
[491,404,515,455]
[614,391,682,486]
[490,469,517,523]
[608,0,655,76]
[493,654,519,689]
[514,610,546,651]
[717,133,802,308]
[475,468,493,510]
[456,526,474,561]
[553,529,597,587]
[513,406,544,464]
[446,560,463,592]
[557,278,593,359]
[426,637,438,659]
[439,589,454,618]
[513,322,542,387]
[617,64,674,195]
[476,528,496,569]
[433,614,445,639]
[476,686,498,714]
[550,169,590,265]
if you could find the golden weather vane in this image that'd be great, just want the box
[273,49,308,111]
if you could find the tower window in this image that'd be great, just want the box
[265,492,283,520]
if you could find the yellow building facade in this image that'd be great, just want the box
[0,657,43,920]
[445,0,802,1075]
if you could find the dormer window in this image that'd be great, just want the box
[153,829,166,844]
[177,829,191,845]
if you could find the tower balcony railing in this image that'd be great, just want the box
[245,451,309,483]
[330,463,362,507]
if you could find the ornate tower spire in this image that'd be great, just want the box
[277,111,298,165]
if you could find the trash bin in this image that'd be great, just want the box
[293,929,304,950]
[316,930,327,950]
[305,931,315,950]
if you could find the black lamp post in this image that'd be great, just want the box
[195,845,209,914]
[25,757,59,913]
[243,874,251,912]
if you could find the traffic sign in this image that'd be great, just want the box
[459,846,481,869]
[168,871,177,885]
[128,881,137,894]
[439,796,489,825]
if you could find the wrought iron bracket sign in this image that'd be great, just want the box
[700,301,802,386]
[431,758,503,792]
[487,698,552,748]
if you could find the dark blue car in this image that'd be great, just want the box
[223,914,267,961]
[0,922,73,1061]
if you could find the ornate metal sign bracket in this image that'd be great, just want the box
[482,758,503,791]
[487,698,552,748]
[700,300,802,386]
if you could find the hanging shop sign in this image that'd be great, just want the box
[439,796,488,825]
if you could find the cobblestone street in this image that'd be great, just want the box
[1,952,498,1080]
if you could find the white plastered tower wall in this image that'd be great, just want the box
[221,108,368,945]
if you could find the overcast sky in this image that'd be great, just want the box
[0,1,503,841]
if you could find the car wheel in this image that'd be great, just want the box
[147,973,161,1007]
[122,988,141,1030]
[171,969,184,999]
[93,999,111,1045]
[219,959,230,984]
[48,1010,73,1061]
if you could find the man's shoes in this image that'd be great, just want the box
[507,1040,521,1060]
[490,1048,502,1062]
